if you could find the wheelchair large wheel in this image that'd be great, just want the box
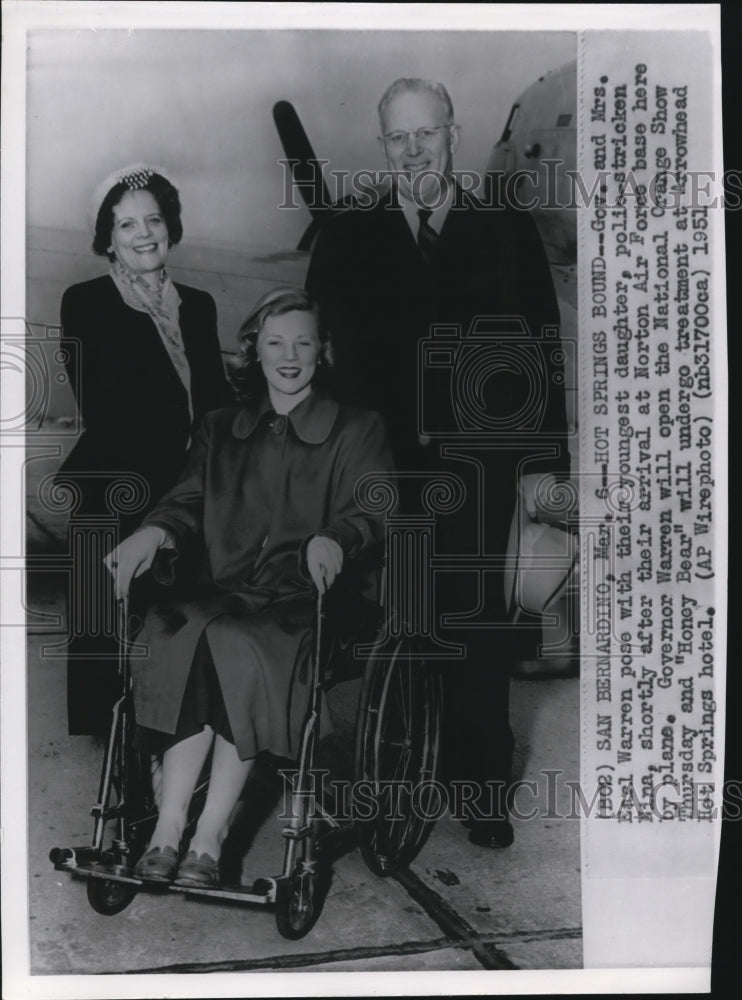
[86,876,137,916]
[354,636,443,876]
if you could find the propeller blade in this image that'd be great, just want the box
[273,100,333,223]
[296,218,323,253]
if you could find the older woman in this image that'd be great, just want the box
[105,287,392,887]
[59,163,233,735]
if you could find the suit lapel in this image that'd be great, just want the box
[371,189,422,261]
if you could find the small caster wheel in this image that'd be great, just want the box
[86,876,137,915]
[275,868,325,939]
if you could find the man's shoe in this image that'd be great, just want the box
[466,818,514,849]
[134,844,179,881]
[174,850,220,888]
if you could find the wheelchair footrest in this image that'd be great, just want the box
[169,877,278,904]
[52,851,283,904]
[49,846,103,870]
[85,863,143,886]
[53,857,150,887]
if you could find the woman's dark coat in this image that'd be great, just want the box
[135,392,392,761]
[58,274,233,734]
[58,274,232,517]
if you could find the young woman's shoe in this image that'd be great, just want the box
[174,850,220,887]
[134,844,179,881]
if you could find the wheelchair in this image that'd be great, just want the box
[50,568,444,940]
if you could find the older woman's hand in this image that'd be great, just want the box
[104,525,171,600]
[306,535,344,594]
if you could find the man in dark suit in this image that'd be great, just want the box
[306,77,569,847]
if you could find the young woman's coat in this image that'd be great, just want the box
[134,391,392,761]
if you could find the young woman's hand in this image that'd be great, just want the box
[306,535,343,594]
[103,525,171,600]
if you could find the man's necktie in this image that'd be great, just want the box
[417,208,438,266]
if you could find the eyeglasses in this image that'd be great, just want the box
[380,125,451,148]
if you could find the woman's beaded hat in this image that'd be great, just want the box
[89,163,175,232]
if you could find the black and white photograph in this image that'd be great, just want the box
[0,3,726,996]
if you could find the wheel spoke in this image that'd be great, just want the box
[356,646,443,875]
[395,664,409,740]
[406,661,414,736]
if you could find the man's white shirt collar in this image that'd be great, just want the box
[397,181,454,237]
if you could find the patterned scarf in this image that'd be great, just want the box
[110,260,193,419]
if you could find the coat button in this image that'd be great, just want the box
[273,416,286,435]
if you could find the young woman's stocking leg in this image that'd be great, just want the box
[187,735,255,860]
[148,725,215,852]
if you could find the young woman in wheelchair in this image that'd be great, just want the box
[105,287,392,888]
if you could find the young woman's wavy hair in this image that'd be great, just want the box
[228,287,334,404]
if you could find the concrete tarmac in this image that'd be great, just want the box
[24,448,582,975]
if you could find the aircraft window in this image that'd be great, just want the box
[501,104,520,141]
[556,113,572,127]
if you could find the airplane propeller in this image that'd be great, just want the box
[273,100,335,251]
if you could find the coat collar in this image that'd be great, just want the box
[231,390,339,444]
